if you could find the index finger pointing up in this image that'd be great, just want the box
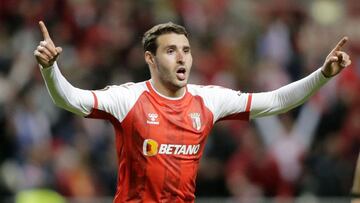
[332,36,349,53]
[39,21,51,40]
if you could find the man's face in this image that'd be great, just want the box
[152,33,192,91]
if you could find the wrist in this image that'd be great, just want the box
[39,62,56,70]
[321,68,332,78]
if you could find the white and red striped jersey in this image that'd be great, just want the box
[87,80,251,202]
[41,62,329,202]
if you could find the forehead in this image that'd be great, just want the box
[156,33,190,48]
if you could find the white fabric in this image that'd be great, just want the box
[41,63,330,123]
[91,82,148,121]
[41,63,148,121]
[188,85,249,122]
[40,62,93,116]
[250,68,329,119]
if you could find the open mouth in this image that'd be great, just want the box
[176,67,186,81]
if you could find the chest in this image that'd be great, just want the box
[121,96,214,157]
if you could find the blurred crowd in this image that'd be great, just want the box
[1,0,360,201]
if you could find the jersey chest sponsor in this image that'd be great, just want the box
[142,139,200,156]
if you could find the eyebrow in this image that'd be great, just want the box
[164,45,191,50]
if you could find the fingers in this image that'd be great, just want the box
[35,21,62,67]
[328,56,338,63]
[39,21,51,41]
[34,40,62,67]
[40,40,58,56]
[328,51,352,68]
[34,49,50,61]
[331,36,348,53]
[336,51,351,67]
[39,21,56,48]
[323,39,351,77]
[37,45,52,59]
[56,47,63,54]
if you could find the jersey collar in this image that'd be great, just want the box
[146,80,190,105]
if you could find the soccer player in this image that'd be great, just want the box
[34,21,351,202]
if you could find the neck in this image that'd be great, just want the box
[150,79,186,98]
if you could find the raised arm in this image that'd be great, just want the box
[250,37,351,119]
[34,21,94,116]
[34,21,63,68]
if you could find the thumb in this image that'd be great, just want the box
[328,56,338,63]
[56,47,63,54]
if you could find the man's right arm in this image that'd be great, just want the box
[34,21,94,116]
[40,62,94,116]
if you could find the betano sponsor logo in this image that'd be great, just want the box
[142,139,200,156]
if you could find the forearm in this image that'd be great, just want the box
[250,68,330,119]
[40,62,94,116]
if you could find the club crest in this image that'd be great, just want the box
[189,113,201,130]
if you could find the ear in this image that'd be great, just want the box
[145,51,155,67]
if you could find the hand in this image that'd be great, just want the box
[34,21,63,68]
[321,36,351,78]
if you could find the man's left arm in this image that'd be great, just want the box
[250,37,351,119]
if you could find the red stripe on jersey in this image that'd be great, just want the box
[217,93,252,122]
[217,111,250,121]
[91,91,98,109]
[246,93,252,112]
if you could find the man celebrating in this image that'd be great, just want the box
[34,20,351,202]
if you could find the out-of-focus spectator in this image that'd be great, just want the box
[225,125,292,202]
[0,0,359,201]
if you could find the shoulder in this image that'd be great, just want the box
[93,81,149,103]
[188,84,221,94]
[188,84,242,97]
[101,81,148,93]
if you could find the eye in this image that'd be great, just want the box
[167,49,175,54]
[183,47,191,54]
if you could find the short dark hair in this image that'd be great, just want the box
[142,22,188,55]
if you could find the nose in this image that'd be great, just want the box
[176,51,185,64]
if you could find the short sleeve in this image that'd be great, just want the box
[188,85,252,123]
[89,82,145,122]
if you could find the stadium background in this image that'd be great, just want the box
[0,0,360,202]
